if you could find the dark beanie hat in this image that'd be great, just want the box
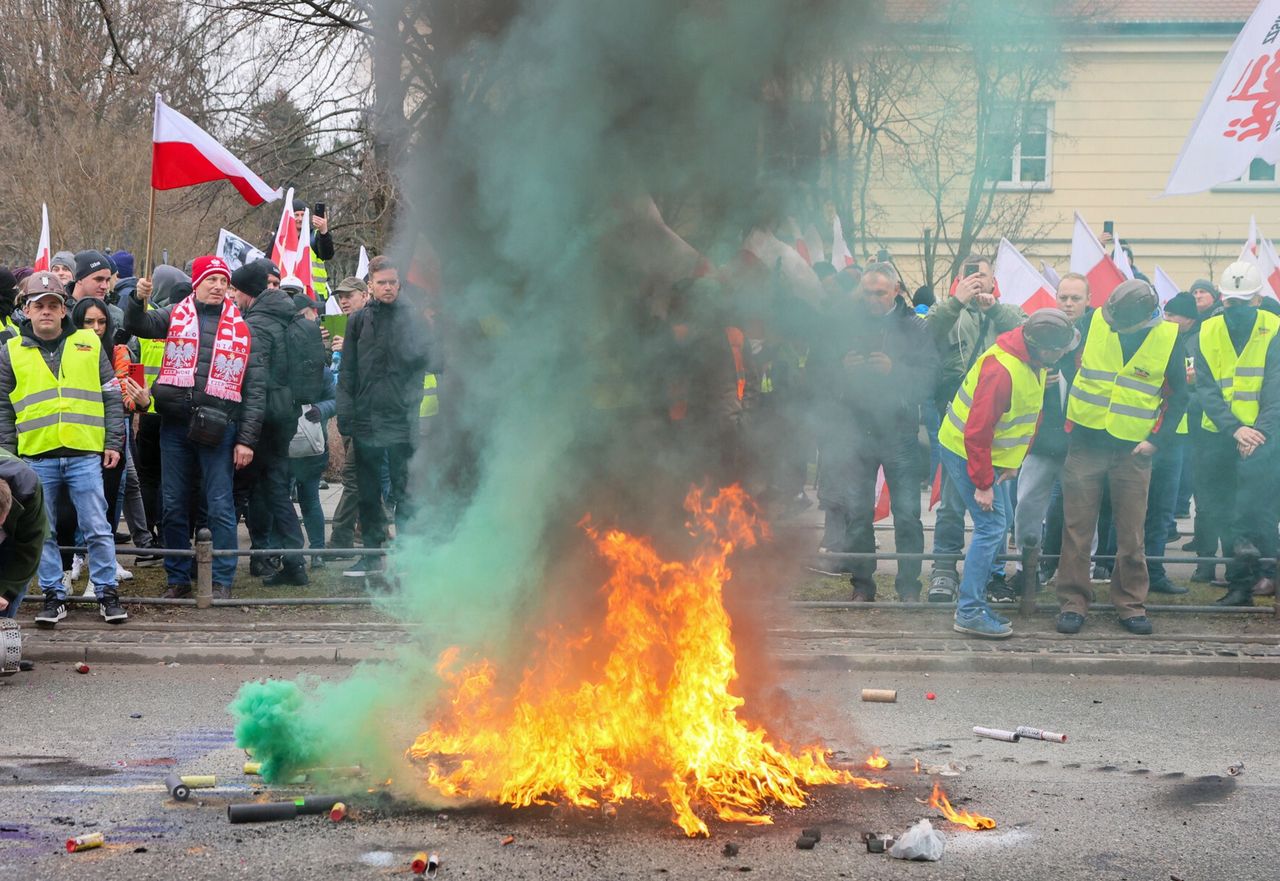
[1189,278,1217,297]
[1164,291,1199,319]
[74,250,111,282]
[111,250,135,279]
[291,293,314,312]
[230,261,270,298]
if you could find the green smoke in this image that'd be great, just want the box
[233,0,865,786]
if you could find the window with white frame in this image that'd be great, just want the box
[991,103,1052,190]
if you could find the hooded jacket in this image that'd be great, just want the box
[241,287,303,424]
[0,314,126,456]
[960,327,1042,490]
[123,292,265,447]
[0,448,46,607]
[926,294,1026,411]
[336,295,434,446]
[151,265,192,309]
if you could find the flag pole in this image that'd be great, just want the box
[144,186,156,277]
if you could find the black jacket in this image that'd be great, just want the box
[123,293,266,447]
[0,448,46,607]
[242,288,300,425]
[336,297,434,446]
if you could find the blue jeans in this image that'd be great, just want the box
[28,455,116,599]
[1145,434,1185,583]
[160,419,239,587]
[291,453,327,550]
[932,465,1003,581]
[940,447,1010,619]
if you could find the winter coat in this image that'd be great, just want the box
[336,297,433,446]
[0,316,126,456]
[123,292,265,448]
[241,288,301,426]
[925,295,1026,411]
[0,448,46,607]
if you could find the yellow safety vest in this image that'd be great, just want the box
[138,318,165,415]
[939,344,1045,469]
[1199,309,1280,432]
[312,253,329,302]
[7,329,106,456]
[419,372,438,418]
[1067,309,1178,443]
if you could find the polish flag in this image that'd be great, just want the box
[1069,213,1126,307]
[1240,215,1280,299]
[929,464,943,510]
[1152,265,1181,304]
[270,188,315,298]
[1112,232,1135,280]
[356,245,370,280]
[831,213,854,268]
[1040,261,1062,289]
[873,467,891,522]
[33,203,51,271]
[151,94,281,206]
[994,238,1057,313]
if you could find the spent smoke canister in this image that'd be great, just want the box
[227,802,298,823]
[66,832,104,852]
[973,726,1021,742]
[860,689,897,703]
[294,795,345,816]
[179,775,216,788]
[1015,726,1067,743]
[165,773,191,801]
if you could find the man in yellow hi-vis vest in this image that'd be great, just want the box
[1191,261,1280,606]
[1056,280,1188,637]
[0,272,125,627]
[937,309,1077,639]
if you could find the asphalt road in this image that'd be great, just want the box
[2,663,1276,880]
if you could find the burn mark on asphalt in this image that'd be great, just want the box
[1160,775,1237,807]
[0,755,117,783]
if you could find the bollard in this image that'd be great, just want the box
[195,528,213,610]
[1019,541,1040,618]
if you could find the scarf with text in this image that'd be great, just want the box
[156,295,250,402]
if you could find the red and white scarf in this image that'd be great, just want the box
[157,295,251,402]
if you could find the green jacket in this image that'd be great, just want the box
[0,448,47,606]
[925,295,1026,409]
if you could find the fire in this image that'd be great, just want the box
[865,748,890,770]
[406,486,885,836]
[913,758,921,774]
[927,781,996,830]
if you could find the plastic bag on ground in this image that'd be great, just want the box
[888,818,945,861]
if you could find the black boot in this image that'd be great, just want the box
[263,565,309,587]
[1215,582,1255,606]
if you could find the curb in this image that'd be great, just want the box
[20,643,399,667]
[776,651,1280,679]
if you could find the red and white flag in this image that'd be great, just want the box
[270,188,315,298]
[1112,231,1135,281]
[873,467,891,522]
[1153,265,1181,304]
[152,94,281,206]
[1240,215,1280,298]
[1165,0,1280,195]
[1069,213,1126,307]
[831,213,854,268]
[1040,261,1062,289]
[994,238,1057,313]
[33,203,51,271]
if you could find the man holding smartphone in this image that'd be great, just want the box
[925,254,1027,603]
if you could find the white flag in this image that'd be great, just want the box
[1164,1,1280,195]
[1241,215,1280,298]
[831,213,854,268]
[1153,266,1181,304]
[1112,231,1135,281]
[356,245,369,280]
[1040,261,1062,289]
[215,228,265,271]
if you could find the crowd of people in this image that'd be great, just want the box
[0,204,437,628]
[0,207,1274,644]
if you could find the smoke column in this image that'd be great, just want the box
[232,0,867,788]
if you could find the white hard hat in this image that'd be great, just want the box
[1219,260,1263,300]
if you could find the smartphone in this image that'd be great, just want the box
[1103,220,1114,235]
[313,201,327,219]
[127,363,145,386]
[876,248,891,263]
[964,263,980,277]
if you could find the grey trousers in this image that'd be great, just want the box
[1013,453,1063,555]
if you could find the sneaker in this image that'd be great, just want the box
[34,596,67,627]
[98,590,128,624]
[311,556,327,570]
[1191,563,1216,583]
[1117,615,1153,635]
[1090,565,1111,583]
[990,609,1011,626]
[115,562,134,581]
[1148,577,1189,595]
[69,554,85,583]
[986,572,1018,604]
[318,480,330,490]
[343,556,384,578]
[1180,539,1198,551]
[163,584,192,599]
[928,572,958,603]
[263,566,309,587]
[133,552,163,567]
[1056,611,1085,634]
[953,612,1012,639]
[213,585,232,600]
[249,555,281,578]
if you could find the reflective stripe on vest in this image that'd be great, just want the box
[419,372,438,419]
[1199,310,1280,432]
[138,304,165,414]
[725,327,746,402]
[7,329,106,455]
[1066,309,1177,442]
[312,253,329,301]
[938,343,1045,470]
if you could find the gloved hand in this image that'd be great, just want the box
[304,406,322,423]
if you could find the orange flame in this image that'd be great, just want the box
[406,486,886,836]
[865,748,890,770]
[913,758,921,774]
[928,781,996,830]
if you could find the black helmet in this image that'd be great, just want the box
[1102,279,1158,330]
[1023,307,1079,353]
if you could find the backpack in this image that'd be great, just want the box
[283,313,326,405]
